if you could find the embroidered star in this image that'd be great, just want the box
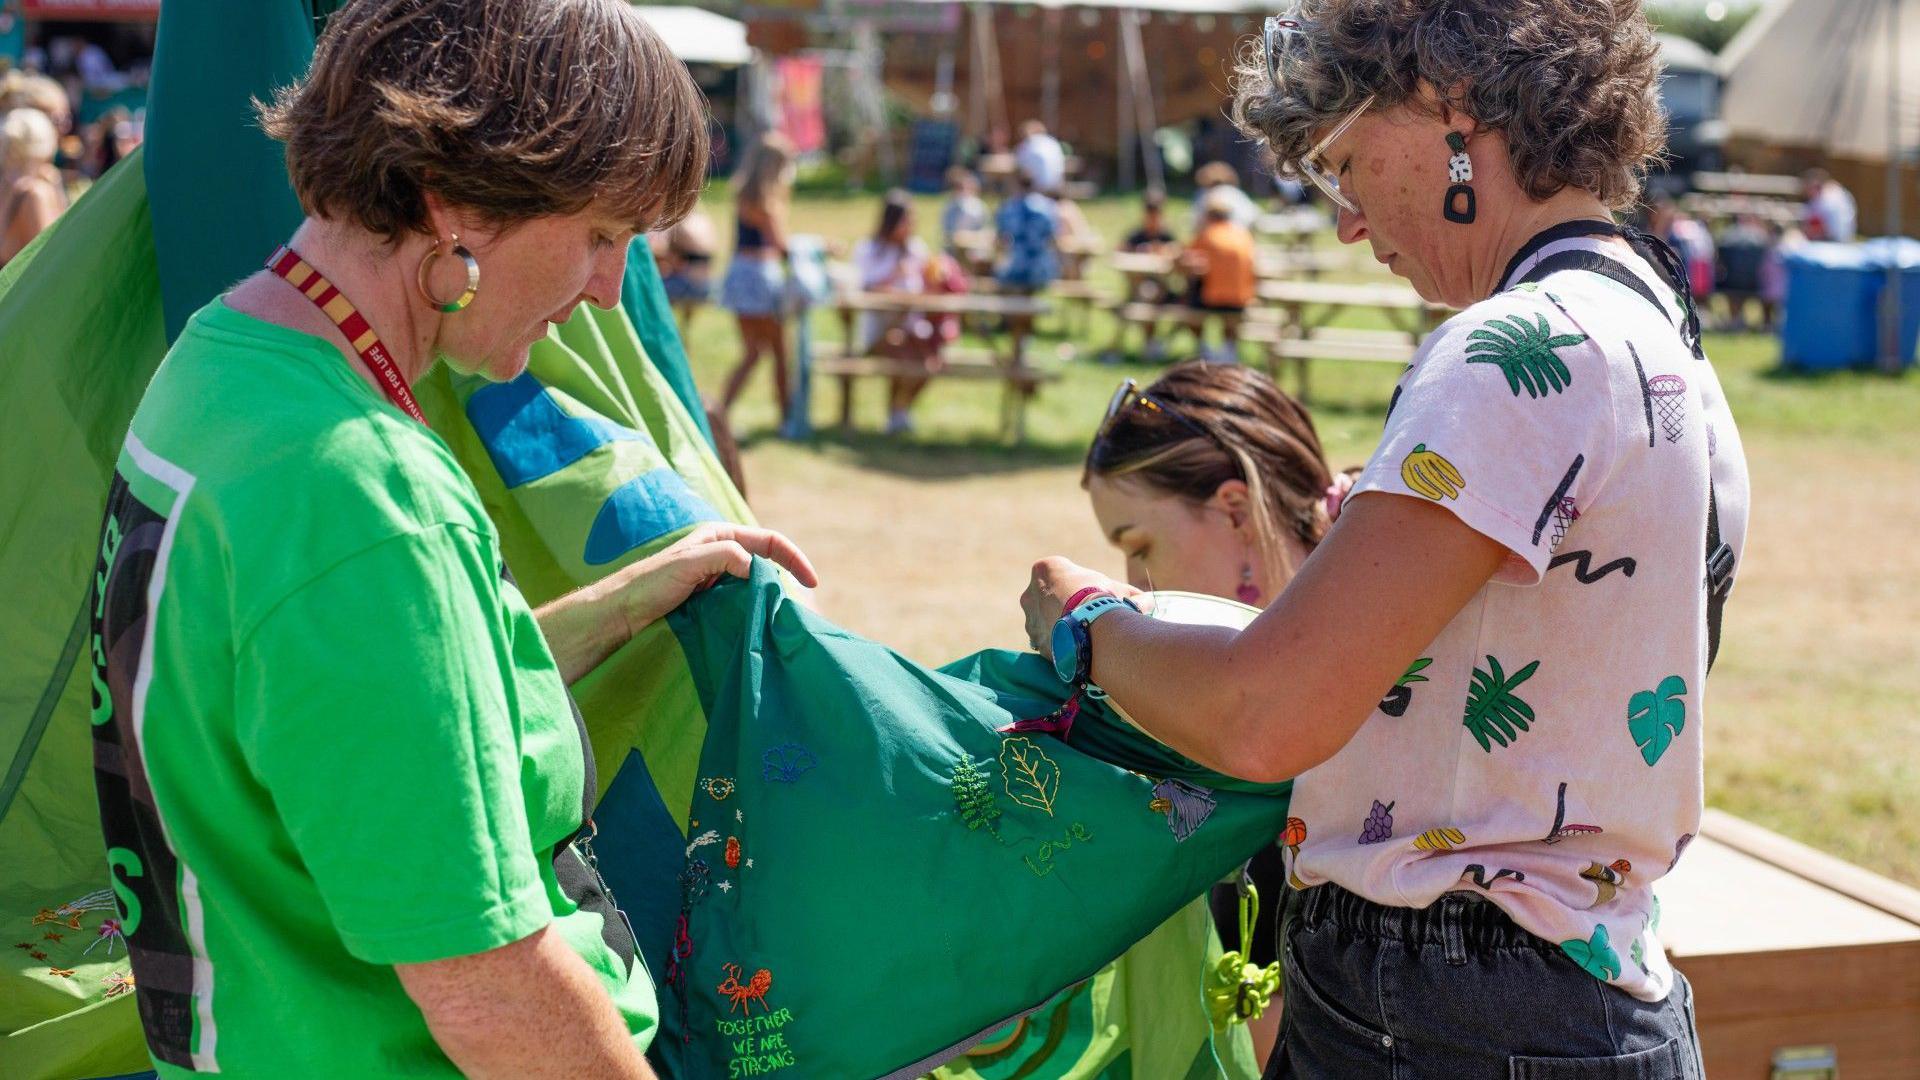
[43,932,64,942]
[28,950,47,961]
[716,880,733,893]
[49,967,75,978]
[744,859,754,870]
[734,809,744,823]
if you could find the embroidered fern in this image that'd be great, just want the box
[1462,655,1542,752]
[951,755,1004,835]
[1464,314,1587,398]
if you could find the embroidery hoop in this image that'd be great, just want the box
[1103,591,1261,740]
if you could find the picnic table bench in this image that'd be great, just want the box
[825,291,1057,441]
[1254,279,1450,400]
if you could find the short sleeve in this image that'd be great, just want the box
[1352,291,1619,585]
[234,523,552,965]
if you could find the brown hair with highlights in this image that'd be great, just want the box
[259,0,710,240]
[1233,0,1667,212]
[1086,362,1335,580]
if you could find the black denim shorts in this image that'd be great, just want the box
[1265,883,1705,1080]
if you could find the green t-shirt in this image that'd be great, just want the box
[86,301,657,1075]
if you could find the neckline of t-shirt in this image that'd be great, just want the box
[1500,236,1679,321]
[201,298,410,420]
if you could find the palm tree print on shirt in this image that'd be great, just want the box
[1463,655,1541,751]
[1464,314,1588,398]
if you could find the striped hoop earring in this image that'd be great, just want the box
[417,235,480,313]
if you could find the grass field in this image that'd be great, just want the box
[676,187,1920,886]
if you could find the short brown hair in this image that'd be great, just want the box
[1086,362,1335,576]
[259,0,709,240]
[1234,0,1666,212]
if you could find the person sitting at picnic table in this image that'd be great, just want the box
[1191,160,1262,233]
[650,205,717,333]
[85,2,817,1076]
[940,165,988,250]
[1179,188,1258,362]
[995,171,1060,295]
[1083,360,1347,1065]
[1800,167,1857,242]
[1124,189,1180,255]
[1019,0,1747,1075]
[1014,117,1066,195]
[854,189,965,435]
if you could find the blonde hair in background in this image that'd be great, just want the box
[1,108,59,173]
[734,131,797,231]
[0,72,69,126]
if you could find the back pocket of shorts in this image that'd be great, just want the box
[1509,1037,1685,1080]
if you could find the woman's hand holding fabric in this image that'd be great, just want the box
[1019,556,1144,661]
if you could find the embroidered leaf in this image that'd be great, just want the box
[1560,924,1622,981]
[1464,312,1587,398]
[999,736,1060,817]
[1627,675,1688,766]
[950,755,1004,835]
[761,742,818,783]
[1462,655,1541,752]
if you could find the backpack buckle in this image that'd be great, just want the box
[1706,543,1736,598]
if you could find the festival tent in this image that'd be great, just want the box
[1720,0,1919,367]
[1,4,1282,1078]
[633,5,752,67]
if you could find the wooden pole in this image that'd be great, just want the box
[1881,0,1907,372]
[1121,10,1165,192]
[1117,13,1135,191]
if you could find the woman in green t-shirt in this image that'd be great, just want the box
[87,2,814,1077]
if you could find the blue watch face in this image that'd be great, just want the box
[1051,618,1079,682]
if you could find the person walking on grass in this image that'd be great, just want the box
[718,132,800,426]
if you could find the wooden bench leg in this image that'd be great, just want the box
[838,373,855,428]
[1293,358,1312,404]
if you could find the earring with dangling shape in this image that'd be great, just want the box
[1237,562,1262,606]
[1443,132,1476,225]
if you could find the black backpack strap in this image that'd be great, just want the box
[1515,238,1733,673]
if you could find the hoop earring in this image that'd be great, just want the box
[1442,132,1476,225]
[417,235,480,313]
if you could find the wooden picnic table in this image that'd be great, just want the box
[1255,207,1331,254]
[1255,279,1451,400]
[826,290,1056,440]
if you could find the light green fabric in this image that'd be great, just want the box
[0,153,165,1080]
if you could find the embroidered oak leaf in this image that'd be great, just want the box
[1465,314,1586,398]
[1463,655,1541,752]
[1627,675,1688,766]
[1560,924,1622,981]
[999,736,1060,817]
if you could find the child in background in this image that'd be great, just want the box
[1124,189,1179,254]
[939,166,987,250]
[1191,160,1261,233]
[1179,189,1257,362]
[995,172,1060,295]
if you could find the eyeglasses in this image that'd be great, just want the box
[1261,13,1373,215]
[1095,378,1214,449]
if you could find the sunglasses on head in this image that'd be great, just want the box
[1095,378,1214,450]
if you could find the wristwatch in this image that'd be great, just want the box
[1050,593,1138,685]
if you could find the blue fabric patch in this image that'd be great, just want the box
[465,373,643,488]
[583,468,720,565]
[592,750,684,991]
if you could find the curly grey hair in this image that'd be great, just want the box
[1233,0,1668,212]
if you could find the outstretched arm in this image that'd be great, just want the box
[1021,493,1504,782]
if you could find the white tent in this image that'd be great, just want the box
[632,5,751,67]
[1719,0,1918,163]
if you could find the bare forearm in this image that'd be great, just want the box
[402,928,655,1079]
[535,573,634,686]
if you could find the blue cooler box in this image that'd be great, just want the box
[1780,243,1883,368]
[1861,237,1920,367]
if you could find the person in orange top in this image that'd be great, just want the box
[1179,188,1258,361]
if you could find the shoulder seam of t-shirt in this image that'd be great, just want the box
[233,520,500,655]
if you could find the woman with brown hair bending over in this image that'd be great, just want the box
[86,2,815,1076]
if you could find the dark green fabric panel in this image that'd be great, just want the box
[641,563,1290,1078]
[622,237,715,449]
[143,0,319,341]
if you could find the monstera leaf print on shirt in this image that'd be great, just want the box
[1462,656,1542,752]
[1628,675,1689,766]
[1464,314,1588,398]
[1560,924,1622,981]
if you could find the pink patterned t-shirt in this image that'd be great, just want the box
[1284,238,1751,1002]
